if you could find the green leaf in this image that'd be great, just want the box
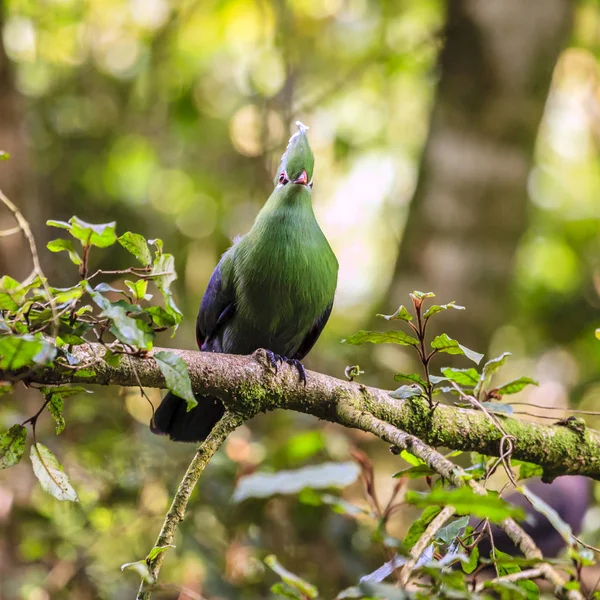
[0,334,56,370]
[265,555,318,599]
[462,545,479,574]
[87,285,154,349]
[154,351,196,410]
[146,544,175,562]
[0,151,10,160]
[342,330,419,347]
[440,367,479,387]
[430,334,483,365]
[492,549,540,599]
[0,425,27,469]
[410,291,435,300]
[519,485,572,544]
[516,461,543,481]
[481,401,514,416]
[400,450,425,467]
[404,506,442,550]
[394,373,427,387]
[474,352,511,396]
[406,488,525,523]
[46,238,82,266]
[423,302,465,319]
[0,275,26,310]
[393,464,436,479]
[151,253,183,332]
[436,515,469,544]
[69,217,117,248]
[390,385,423,399]
[496,377,538,396]
[40,386,91,435]
[124,279,149,301]
[271,582,304,599]
[121,560,154,584]
[377,305,413,322]
[118,232,153,266]
[30,443,79,501]
[145,306,178,327]
[233,462,360,502]
[46,220,71,230]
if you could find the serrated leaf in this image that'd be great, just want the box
[516,461,543,481]
[46,238,82,265]
[69,217,117,248]
[124,279,148,301]
[87,285,154,349]
[404,506,442,550]
[410,291,435,300]
[342,330,419,347]
[430,334,483,365]
[0,275,24,310]
[146,544,175,561]
[0,335,56,369]
[436,515,469,544]
[151,253,183,332]
[145,306,178,327]
[265,555,318,599]
[462,546,479,574]
[481,401,514,416]
[440,367,479,387]
[121,560,155,584]
[30,443,78,501]
[394,373,427,387]
[0,425,27,469]
[423,302,465,319]
[474,352,511,396]
[406,488,524,523]
[40,386,91,435]
[496,377,538,396]
[154,351,196,410]
[377,305,413,322]
[118,232,153,266]
[233,462,360,502]
[393,464,436,479]
[390,385,423,399]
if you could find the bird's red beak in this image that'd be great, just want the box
[292,170,308,185]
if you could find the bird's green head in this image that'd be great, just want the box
[274,121,314,189]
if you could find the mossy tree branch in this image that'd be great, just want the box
[7,342,600,481]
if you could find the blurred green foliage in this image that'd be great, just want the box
[1,0,600,598]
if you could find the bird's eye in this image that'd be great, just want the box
[278,172,288,185]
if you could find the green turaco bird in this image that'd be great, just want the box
[151,122,339,442]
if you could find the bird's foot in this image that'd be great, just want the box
[263,350,307,385]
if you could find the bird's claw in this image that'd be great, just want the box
[263,350,307,385]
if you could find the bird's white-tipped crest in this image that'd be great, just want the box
[281,121,309,160]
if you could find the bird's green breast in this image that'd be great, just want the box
[230,185,338,356]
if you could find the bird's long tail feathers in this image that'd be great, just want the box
[150,392,226,443]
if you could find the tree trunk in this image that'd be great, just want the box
[385,0,573,350]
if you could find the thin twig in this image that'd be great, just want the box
[0,187,58,349]
[136,411,242,600]
[399,504,456,586]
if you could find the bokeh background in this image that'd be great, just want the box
[1,0,600,598]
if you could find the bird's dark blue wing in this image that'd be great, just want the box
[196,254,236,351]
[292,301,334,361]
